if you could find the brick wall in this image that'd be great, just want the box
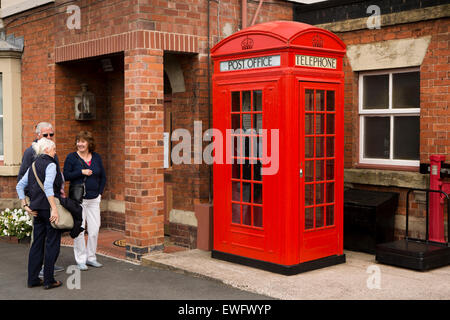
[2,0,293,258]
[338,18,450,168]
[338,18,449,240]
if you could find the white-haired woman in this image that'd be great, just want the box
[16,138,64,290]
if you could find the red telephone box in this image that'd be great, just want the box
[211,21,346,275]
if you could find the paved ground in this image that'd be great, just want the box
[142,248,450,300]
[0,242,270,300]
[3,233,449,301]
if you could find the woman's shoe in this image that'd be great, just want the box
[77,263,88,271]
[43,280,62,290]
[86,260,103,268]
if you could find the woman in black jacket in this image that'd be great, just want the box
[64,131,106,271]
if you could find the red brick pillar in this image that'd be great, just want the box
[124,49,165,260]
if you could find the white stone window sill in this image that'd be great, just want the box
[0,165,20,176]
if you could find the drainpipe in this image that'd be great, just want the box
[207,0,212,203]
[242,0,247,29]
[250,0,264,26]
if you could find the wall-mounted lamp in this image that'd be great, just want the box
[74,83,96,120]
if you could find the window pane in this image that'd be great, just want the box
[242,136,251,158]
[253,161,262,181]
[232,136,241,159]
[232,204,241,224]
[316,160,324,181]
[316,90,325,111]
[253,183,262,204]
[316,114,324,134]
[305,89,314,111]
[0,74,3,115]
[393,72,420,109]
[326,159,334,180]
[326,182,334,203]
[253,90,262,111]
[232,163,241,179]
[254,114,262,132]
[242,91,251,111]
[305,114,314,134]
[326,91,335,111]
[326,206,334,226]
[316,183,324,204]
[253,206,263,227]
[232,92,240,112]
[364,117,390,159]
[305,161,314,183]
[242,114,251,131]
[243,162,251,180]
[326,114,335,134]
[242,205,251,225]
[242,182,251,203]
[305,208,314,230]
[315,206,324,228]
[0,118,3,156]
[363,74,389,109]
[305,184,314,206]
[305,137,314,158]
[394,116,420,160]
[316,136,324,158]
[326,137,334,157]
[232,114,240,130]
[232,182,240,201]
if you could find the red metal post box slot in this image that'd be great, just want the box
[211,21,347,275]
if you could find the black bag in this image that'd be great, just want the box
[69,183,85,203]
[69,153,87,203]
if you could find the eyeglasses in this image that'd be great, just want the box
[42,133,54,138]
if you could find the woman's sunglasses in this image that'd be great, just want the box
[43,133,54,137]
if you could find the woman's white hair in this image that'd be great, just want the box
[32,137,55,156]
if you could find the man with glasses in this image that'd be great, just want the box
[18,122,65,276]
[18,122,57,181]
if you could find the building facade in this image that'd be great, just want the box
[294,0,449,240]
[0,0,448,261]
[0,0,292,260]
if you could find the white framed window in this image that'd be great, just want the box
[359,68,420,167]
[0,73,3,160]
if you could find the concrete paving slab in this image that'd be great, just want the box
[141,249,450,300]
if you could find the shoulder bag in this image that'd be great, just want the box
[32,162,74,230]
[69,153,87,204]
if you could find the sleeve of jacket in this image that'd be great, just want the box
[63,153,84,181]
[17,147,34,182]
[97,153,107,195]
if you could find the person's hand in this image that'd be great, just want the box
[24,206,38,217]
[60,188,66,198]
[50,208,59,225]
[81,169,93,176]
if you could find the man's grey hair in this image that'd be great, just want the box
[32,137,55,156]
[35,122,53,135]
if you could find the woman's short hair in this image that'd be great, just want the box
[75,131,95,152]
[32,137,55,156]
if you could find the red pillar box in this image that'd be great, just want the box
[211,21,346,275]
